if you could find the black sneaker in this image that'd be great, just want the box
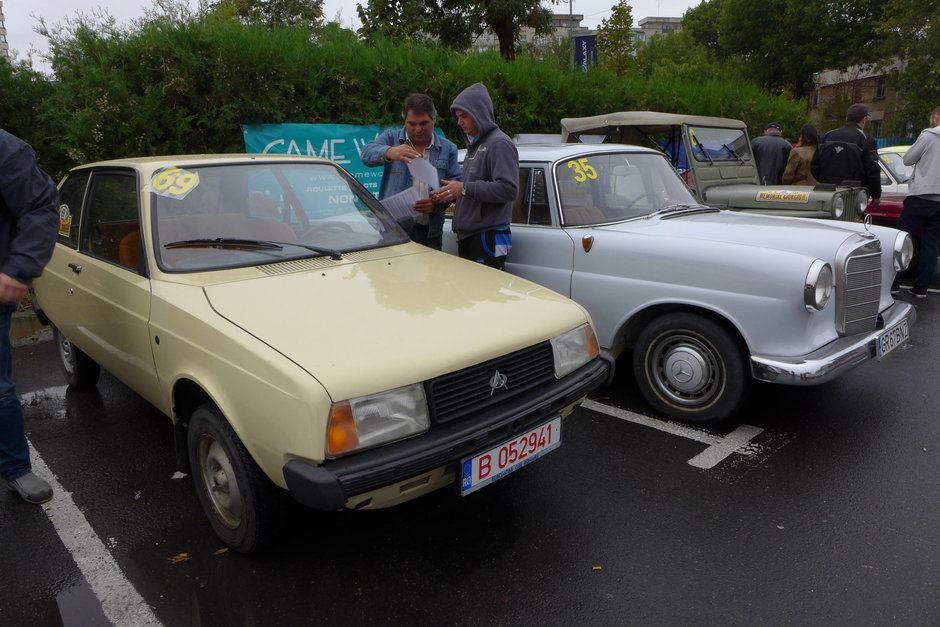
[7,472,53,504]
[909,287,928,299]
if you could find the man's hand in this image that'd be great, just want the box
[0,273,28,304]
[430,180,463,204]
[385,145,422,163]
[869,198,880,212]
[413,198,434,214]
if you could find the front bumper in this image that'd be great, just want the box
[283,356,611,511]
[750,300,915,385]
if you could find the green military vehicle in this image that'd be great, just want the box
[560,112,869,221]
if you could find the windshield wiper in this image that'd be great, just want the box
[722,143,744,163]
[165,238,343,260]
[165,238,284,250]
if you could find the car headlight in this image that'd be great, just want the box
[804,260,833,312]
[856,189,869,218]
[551,323,600,379]
[327,383,429,457]
[832,194,845,219]
[894,231,913,272]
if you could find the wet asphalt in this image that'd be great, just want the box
[1,286,938,626]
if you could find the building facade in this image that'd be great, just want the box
[1,1,9,60]
[630,17,682,44]
[809,62,905,138]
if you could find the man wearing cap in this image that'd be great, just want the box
[751,122,792,185]
[811,103,882,208]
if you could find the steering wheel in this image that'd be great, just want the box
[625,193,662,213]
[299,221,354,240]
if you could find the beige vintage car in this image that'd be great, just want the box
[32,155,609,552]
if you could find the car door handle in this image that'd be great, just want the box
[68,263,83,273]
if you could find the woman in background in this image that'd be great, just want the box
[782,125,819,186]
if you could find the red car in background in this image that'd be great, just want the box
[866,193,905,227]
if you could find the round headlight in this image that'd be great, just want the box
[832,195,845,219]
[894,231,914,272]
[856,190,869,218]
[804,260,833,312]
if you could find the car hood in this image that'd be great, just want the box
[202,247,589,401]
[601,209,872,256]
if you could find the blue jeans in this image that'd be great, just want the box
[0,311,30,481]
[895,195,940,291]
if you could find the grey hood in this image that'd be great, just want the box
[451,83,498,141]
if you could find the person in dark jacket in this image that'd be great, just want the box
[0,129,60,504]
[811,103,882,209]
[751,122,792,185]
[432,83,518,269]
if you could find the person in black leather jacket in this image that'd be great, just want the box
[811,103,882,210]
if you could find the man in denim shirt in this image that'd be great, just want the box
[360,94,462,250]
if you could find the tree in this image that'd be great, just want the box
[209,0,324,30]
[356,0,558,60]
[683,0,888,98]
[356,0,428,41]
[596,0,636,75]
[877,0,940,133]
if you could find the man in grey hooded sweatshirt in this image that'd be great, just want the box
[432,83,518,269]
[893,105,940,299]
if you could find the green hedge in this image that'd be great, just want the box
[1,12,807,179]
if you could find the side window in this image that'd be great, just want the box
[80,171,141,271]
[56,172,90,248]
[529,169,551,225]
[511,168,551,226]
[511,168,532,224]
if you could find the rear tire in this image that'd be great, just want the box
[632,313,749,424]
[54,326,100,389]
[188,403,286,553]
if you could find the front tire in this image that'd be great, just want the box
[54,326,100,389]
[632,313,749,424]
[188,404,286,553]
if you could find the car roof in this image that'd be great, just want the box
[878,145,910,154]
[69,153,332,172]
[514,143,659,162]
[561,111,748,142]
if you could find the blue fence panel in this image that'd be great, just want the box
[876,137,915,148]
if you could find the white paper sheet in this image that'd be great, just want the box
[407,158,441,190]
[380,187,421,220]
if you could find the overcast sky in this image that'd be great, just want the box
[4,0,700,71]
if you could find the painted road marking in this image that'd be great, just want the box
[581,399,764,469]
[29,443,163,627]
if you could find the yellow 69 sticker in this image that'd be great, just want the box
[150,167,200,199]
[567,158,598,183]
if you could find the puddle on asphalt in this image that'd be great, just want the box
[56,580,111,627]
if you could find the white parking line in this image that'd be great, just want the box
[581,399,764,469]
[29,443,163,627]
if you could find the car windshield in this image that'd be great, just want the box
[879,151,912,183]
[152,162,407,271]
[687,126,753,162]
[554,152,701,225]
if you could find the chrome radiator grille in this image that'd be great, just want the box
[426,342,555,424]
[840,244,882,336]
